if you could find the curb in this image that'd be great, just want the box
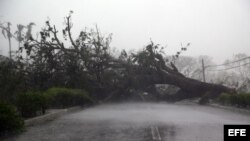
[177,99,250,114]
[25,106,82,126]
[209,103,250,114]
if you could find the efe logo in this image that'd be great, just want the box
[228,129,246,136]
[224,125,250,141]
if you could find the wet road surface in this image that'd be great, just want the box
[6,102,250,141]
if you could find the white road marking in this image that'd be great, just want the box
[151,126,162,141]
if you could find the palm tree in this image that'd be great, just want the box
[0,22,14,59]
[1,22,35,60]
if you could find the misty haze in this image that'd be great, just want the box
[0,0,250,141]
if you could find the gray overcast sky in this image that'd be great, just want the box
[0,0,250,63]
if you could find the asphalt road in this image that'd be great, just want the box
[6,102,250,141]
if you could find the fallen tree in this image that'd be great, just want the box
[17,12,234,103]
[116,42,235,103]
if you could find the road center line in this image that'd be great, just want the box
[151,126,162,141]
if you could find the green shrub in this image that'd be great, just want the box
[217,93,231,105]
[217,93,250,108]
[16,92,47,118]
[233,93,250,108]
[0,102,24,136]
[44,87,93,108]
[0,60,26,104]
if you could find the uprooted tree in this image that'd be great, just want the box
[16,12,235,103]
[123,43,235,102]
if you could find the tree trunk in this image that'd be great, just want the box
[158,69,235,99]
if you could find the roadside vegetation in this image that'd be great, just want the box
[0,102,24,137]
[16,91,46,118]
[44,87,93,108]
[217,93,250,109]
[0,87,92,137]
